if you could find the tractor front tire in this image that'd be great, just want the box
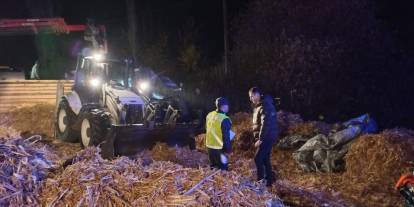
[80,109,110,148]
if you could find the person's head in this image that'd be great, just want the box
[215,97,229,113]
[249,87,261,105]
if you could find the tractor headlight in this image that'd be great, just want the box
[152,92,164,100]
[89,78,101,88]
[138,81,150,91]
[92,53,104,61]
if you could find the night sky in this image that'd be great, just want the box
[1,0,414,66]
[0,0,247,68]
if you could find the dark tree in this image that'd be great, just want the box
[231,0,412,127]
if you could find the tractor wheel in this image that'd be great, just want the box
[80,109,111,148]
[56,99,79,142]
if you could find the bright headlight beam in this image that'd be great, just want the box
[93,53,104,61]
[89,78,101,87]
[139,81,150,91]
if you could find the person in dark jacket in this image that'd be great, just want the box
[205,97,232,170]
[249,87,278,186]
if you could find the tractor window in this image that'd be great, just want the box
[135,68,157,81]
[76,59,106,86]
[106,63,127,88]
[75,59,90,85]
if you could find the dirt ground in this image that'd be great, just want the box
[1,104,412,206]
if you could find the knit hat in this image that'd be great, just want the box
[215,97,229,108]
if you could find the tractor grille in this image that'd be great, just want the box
[125,104,143,124]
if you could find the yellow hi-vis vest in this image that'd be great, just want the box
[206,111,229,149]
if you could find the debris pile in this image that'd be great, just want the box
[286,121,332,138]
[277,111,303,137]
[141,143,209,168]
[40,147,284,207]
[231,113,254,153]
[2,104,413,206]
[194,134,206,152]
[0,133,57,206]
[230,152,348,206]
[226,113,410,206]
[230,111,304,155]
[231,112,251,126]
[0,126,19,137]
[0,103,55,138]
[143,140,348,206]
[232,111,304,137]
[342,129,414,206]
[0,104,81,159]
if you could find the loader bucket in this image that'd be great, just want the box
[111,124,198,155]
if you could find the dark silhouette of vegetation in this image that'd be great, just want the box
[96,0,414,128]
[229,0,413,128]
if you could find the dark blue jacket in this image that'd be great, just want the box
[252,96,278,143]
[218,110,232,153]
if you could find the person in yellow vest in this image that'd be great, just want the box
[205,97,232,170]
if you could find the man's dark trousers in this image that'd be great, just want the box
[254,140,273,186]
[208,148,228,170]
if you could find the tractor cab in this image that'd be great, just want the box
[73,52,130,104]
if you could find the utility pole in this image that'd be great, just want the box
[126,0,138,60]
[223,0,229,76]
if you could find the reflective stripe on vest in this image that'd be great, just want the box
[205,111,229,149]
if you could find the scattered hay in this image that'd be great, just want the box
[224,112,365,206]
[0,103,55,138]
[144,143,209,168]
[194,133,206,152]
[341,129,414,206]
[40,147,284,207]
[231,112,251,126]
[3,104,412,206]
[265,129,414,206]
[230,113,255,154]
[277,111,303,137]
[0,126,19,137]
[232,111,303,135]
[230,150,349,206]
[0,134,58,207]
[230,111,304,154]
[286,121,332,138]
[0,104,81,159]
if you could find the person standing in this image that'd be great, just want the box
[30,60,40,80]
[249,87,278,186]
[205,97,232,170]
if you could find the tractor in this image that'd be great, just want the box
[55,51,203,157]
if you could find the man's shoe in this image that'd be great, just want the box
[272,171,278,180]
[266,181,273,187]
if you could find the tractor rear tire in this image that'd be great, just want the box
[56,99,79,142]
